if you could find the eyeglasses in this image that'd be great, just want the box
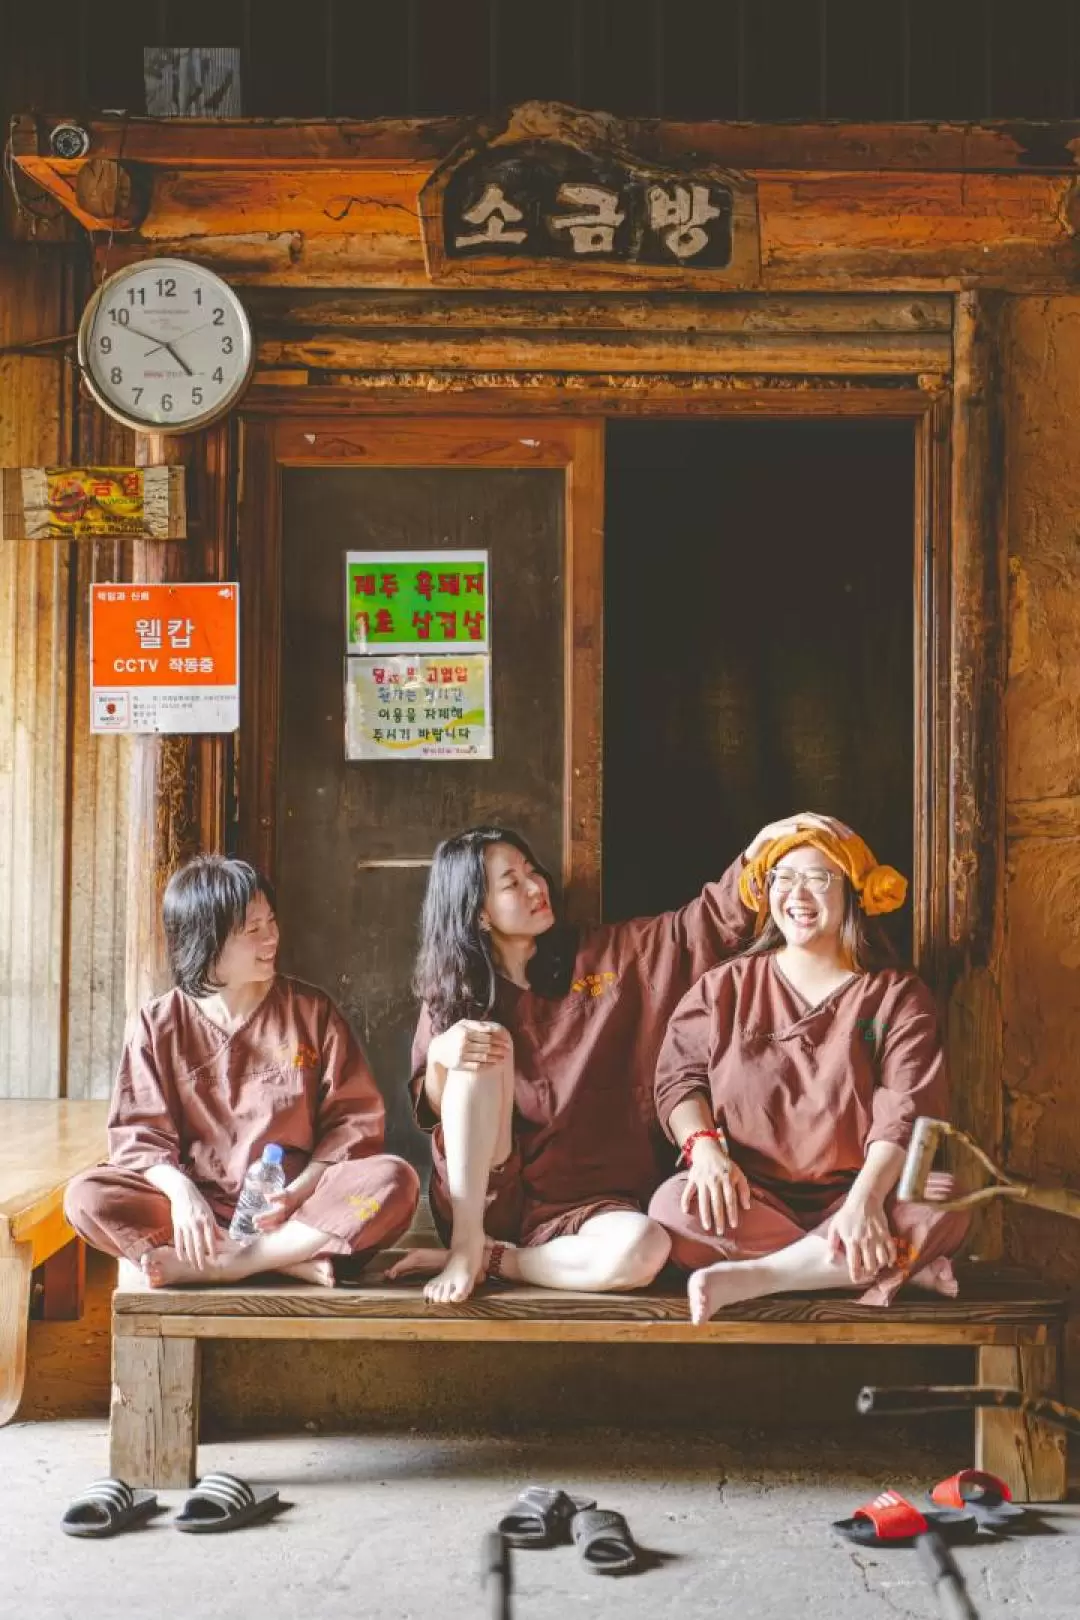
[766,867,836,895]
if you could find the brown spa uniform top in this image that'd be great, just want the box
[108,975,385,1211]
[410,858,752,1233]
[653,953,948,1216]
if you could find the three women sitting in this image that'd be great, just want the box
[67,816,965,1320]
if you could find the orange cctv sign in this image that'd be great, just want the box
[90,582,239,734]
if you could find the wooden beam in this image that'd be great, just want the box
[13,109,1080,173]
[246,289,956,334]
[255,329,952,378]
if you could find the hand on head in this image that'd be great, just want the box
[744,812,854,863]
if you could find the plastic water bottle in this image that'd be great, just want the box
[228,1144,286,1242]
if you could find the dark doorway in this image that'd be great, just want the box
[603,418,916,958]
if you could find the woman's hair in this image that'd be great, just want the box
[742,871,897,973]
[414,826,556,1033]
[163,854,276,997]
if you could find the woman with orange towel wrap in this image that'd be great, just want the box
[648,828,968,1322]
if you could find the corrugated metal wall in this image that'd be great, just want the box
[51,0,1080,122]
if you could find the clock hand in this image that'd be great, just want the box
[110,321,194,376]
[154,341,194,377]
[143,320,214,354]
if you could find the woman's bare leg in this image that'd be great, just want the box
[688,1232,850,1324]
[142,1219,337,1288]
[420,1054,514,1304]
[499,1210,670,1292]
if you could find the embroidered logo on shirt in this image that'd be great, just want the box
[855,1018,890,1049]
[348,1195,382,1222]
[571,971,617,998]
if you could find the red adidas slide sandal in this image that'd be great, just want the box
[833,1489,980,1547]
[930,1470,1026,1529]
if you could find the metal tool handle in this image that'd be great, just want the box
[481,1531,512,1620]
[859,1382,1080,1440]
[917,1531,981,1620]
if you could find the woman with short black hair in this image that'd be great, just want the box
[65,854,419,1287]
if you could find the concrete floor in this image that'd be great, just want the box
[5,1421,1079,1619]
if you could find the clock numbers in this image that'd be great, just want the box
[82,261,251,430]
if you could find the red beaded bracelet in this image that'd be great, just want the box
[678,1128,727,1167]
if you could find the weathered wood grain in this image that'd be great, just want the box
[247,290,955,335]
[256,330,952,378]
[976,1341,1068,1502]
[110,1333,201,1489]
[947,293,1009,1259]
[14,110,1080,174]
[113,1268,1066,1325]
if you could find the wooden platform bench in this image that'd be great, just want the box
[1,1100,110,1424]
[111,1265,1069,1499]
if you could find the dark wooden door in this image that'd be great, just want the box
[238,418,603,1163]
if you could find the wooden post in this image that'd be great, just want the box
[124,434,199,1024]
[40,1237,86,1320]
[947,292,1008,1253]
[975,1340,1068,1502]
[110,1327,201,1489]
[0,1242,33,1425]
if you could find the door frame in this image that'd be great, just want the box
[235,414,605,919]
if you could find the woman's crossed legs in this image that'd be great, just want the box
[648,1172,969,1323]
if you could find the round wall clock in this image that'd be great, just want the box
[77,258,254,433]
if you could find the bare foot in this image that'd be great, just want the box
[687,1262,760,1324]
[907,1257,959,1298]
[278,1259,335,1287]
[423,1241,485,1304]
[118,1258,152,1291]
[140,1240,247,1288]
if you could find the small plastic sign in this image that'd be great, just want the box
[90,581,239,734]
[345,654,492,761]
[345,550,489,653]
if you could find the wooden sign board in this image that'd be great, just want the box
[0,466,186,541]
[421,106,760,288]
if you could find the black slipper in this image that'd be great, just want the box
[173,1473,281,1534]
[497,1486,596,1548]
[61,1479,160,1539]
[571,1507,640,1574]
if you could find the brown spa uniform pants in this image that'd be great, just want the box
[65,1153,419,1265]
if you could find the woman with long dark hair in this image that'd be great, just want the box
[388,812,845,1303]
[648,828,968,1322]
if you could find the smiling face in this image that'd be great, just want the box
[480,841,554,944]
[211,891,280,991]
[766,843,848,951]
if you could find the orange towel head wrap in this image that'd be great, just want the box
[738,827,908,918]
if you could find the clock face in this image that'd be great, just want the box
[78,259,253,432]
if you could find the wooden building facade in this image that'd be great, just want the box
[4,3,1080,1405]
